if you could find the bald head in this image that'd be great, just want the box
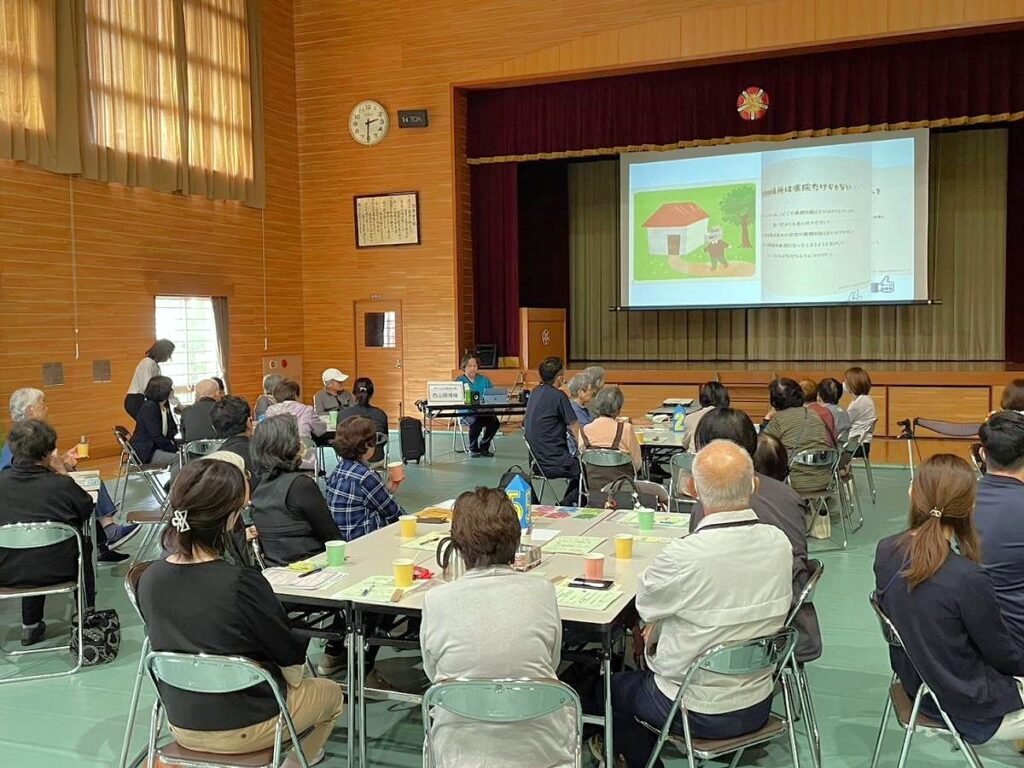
[195,379,220,400]
[691,439,756,514]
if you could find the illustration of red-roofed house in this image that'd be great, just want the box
[642,202,710,256]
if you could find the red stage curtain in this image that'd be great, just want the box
[470,163,520,356]
[468,30,1024,161]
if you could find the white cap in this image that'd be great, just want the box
[201,451,247,476]
[322,367,349,385]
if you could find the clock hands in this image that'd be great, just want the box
[364,117,379,143]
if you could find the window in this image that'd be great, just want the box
[155,296,222,405]
[0,0,53,137]
[364,311,397,348]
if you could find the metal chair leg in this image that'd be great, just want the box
[118,637,150,768]
[781,672,802,768]
[870,677,895,768]
[863,452,877,502]
[897,690,925,768]
[796,664,821,768]
[847,472,865,531]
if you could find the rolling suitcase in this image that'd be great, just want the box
[400,416,426,464]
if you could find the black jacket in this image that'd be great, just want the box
[131,399,178,462]
[0,462,93,587]
[180,397,218,442]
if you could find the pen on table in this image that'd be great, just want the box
[360,586,371,596]
[298,567,324,578]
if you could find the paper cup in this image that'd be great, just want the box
[636,432,645,445]
[388,462,406,485]
[325,540,346,567]
[399,514,418,538]
[584,552,605,580]
[637,509,655,531]
[614,533,634,559]
[393,558,415,588]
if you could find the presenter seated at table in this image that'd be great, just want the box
[599,440,793,768]
[265,379,327,441]
[137,459,343,764]
[337,377,389,464]
[255,373,283,421]
[524,357,580,506]
[313,367,353,416]
[124,338,175,419]
[844,366,876,456]
[681,381,730,452]
[421,487,568,768]
[874,453,1024,746]
[817,377,852,447]
[454,353,500,457]
[250,415,341,567]
[179,378,222,443]
[326,416,403,541]
[690,410,822,663]
[580,386,642,472]
[211,396,254,476]
[762,378,833,494]
[130,375,181,471]
[0,420,102,647]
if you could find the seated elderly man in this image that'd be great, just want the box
[179,378,221,443]
[314,367,353,415]
[596,439,793,768]
[567,370,596,430]
[2,388,137,564]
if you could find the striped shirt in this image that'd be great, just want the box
[763,407,833,493]
[325,458,403,541]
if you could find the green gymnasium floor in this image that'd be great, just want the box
[1,432,1020,767]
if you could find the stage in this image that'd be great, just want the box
[454,361,1021,465]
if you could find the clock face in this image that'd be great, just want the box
[349,100,389,146]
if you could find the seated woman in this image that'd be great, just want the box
[455,353,499,457]
[265,379,327,441]
[681,381,730,452]
[874,454,1024,746]
[254,373,283,421]
[753,432,790,483]
[817,378,852,446]
[420,487,567,768]
[250,415,341,567]
[137,459,343,764]
[582,385,642,470]
[762,378,833,494]
[326,416,403,540]
[567,371,596,430]
[0,420,99,646]
[337,377,389,464]
[1002,378,1024,412]
[844,366,877,456]
[130,375,180,469]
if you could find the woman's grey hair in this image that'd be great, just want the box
[591,385,624,418]
[250,414,301,482]
[583,366,606,390]
[9,388,44,423]
[262,373,283,396]
[567,372,593,399]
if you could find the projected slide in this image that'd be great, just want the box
[620,130,928,308]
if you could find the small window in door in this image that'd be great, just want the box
[364,311,397,348]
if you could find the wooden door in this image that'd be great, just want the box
[667,234,681,255]
[355,301,404,423]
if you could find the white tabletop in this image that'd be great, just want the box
[636,427,687,448]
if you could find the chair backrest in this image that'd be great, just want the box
[580,448,634,493]
[185,438,225,461]
[787,559,824,627]
[113,424,148,468]
[632,479,669,507]
[124,560,156,620]
[688,629,796,681]
[580,448,632,469]
[524,440,548,480]
[422,678,582,767]
[789,448,840,469]
[0,521,78,549]
[868,591,903,649]
[147,651,281,696]
[669,452,695,501]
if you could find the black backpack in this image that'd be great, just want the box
[497,464,540,503]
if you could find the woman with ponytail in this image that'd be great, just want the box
[874,454,1024,745]
[137,458,343,764]
[337,377,389,463]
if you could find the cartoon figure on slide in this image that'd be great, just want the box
[703,227,729,270]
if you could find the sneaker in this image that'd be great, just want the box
[316,652,346,677]
[98,550,131,566]
[105,523,141,550]
[21,621,46,647]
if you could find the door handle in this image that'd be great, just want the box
[395,359,402,369]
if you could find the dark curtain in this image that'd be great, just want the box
[468,30,1024,161]
[1007,124,1024,362]
[518,160,570,310]
[471,163,520,356]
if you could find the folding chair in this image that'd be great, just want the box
[790,449,853,550]
[183,438,225,462]
[838,433,867,531]
[668,452,696,513]
[580,448,635,507]
[118,561,155,768]
[142,651,315,768]
[422,678,583,768]
[0,522,85,685]
[639,628,801,768]
[898,417,980,481]
[113,426,171,512]
[785,560,824,768]
[868,593,984,768]
[368,432,390,475]
[853,418,879,503]
[632,479,670,512]
[449,418,471,454]
[524,439,566,505]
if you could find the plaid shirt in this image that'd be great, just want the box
[326,458,403,541]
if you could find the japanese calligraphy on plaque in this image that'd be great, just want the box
[354,192,420,248]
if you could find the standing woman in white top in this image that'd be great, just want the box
[125,339,175,419]
[844,366,877,456]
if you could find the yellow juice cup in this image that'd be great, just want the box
[614,533,634,559]
[399,515,418,538]
[393,558,414,588]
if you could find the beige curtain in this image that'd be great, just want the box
[0,0,264,206]
[570,129,1007,361]
[212,295,230,390]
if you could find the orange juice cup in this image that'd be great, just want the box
[392,558,414,588]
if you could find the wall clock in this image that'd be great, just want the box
[349,100,390,145]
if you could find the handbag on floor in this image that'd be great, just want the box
[70,608,121,666]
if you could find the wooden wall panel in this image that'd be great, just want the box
[888,0,965,31]
[886,386,990,435]
[0,0,302,459]
[967,0,1024,22]
[815,0,889,40]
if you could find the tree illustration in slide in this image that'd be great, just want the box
[719,186,755,248]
